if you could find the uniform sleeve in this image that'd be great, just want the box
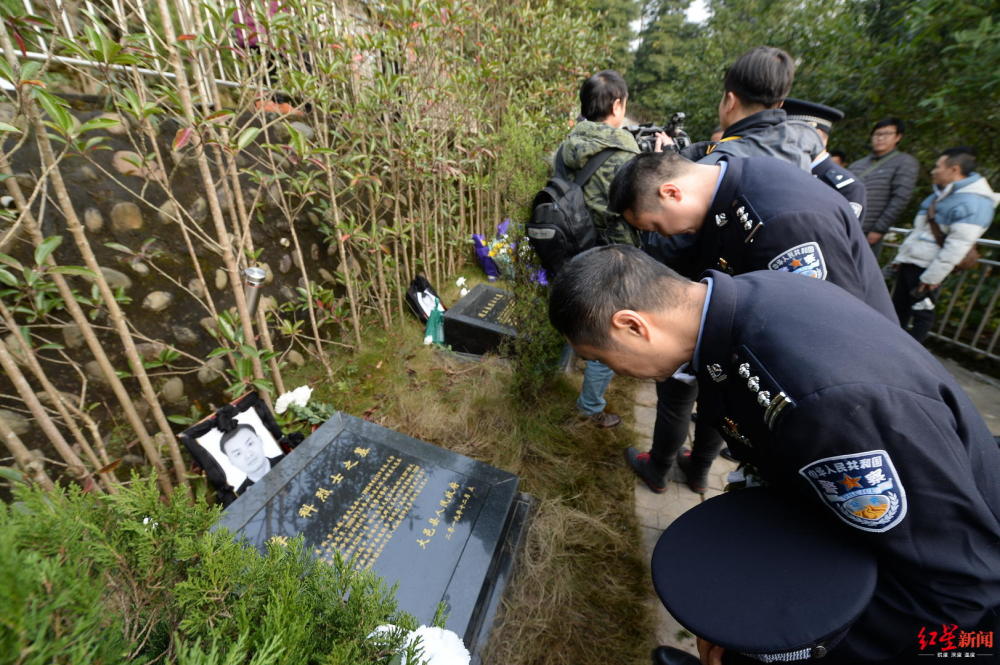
[748,210,863,296]
[771,383,1000,626]
[872,155,920,233]
[920,197,992,284]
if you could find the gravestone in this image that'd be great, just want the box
[443,283,517,355]
[215,412,532,662]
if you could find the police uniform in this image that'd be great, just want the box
[782,97,867,219]
[697,154,893,321]
[634,154,896,492]
[692,269,1000,662]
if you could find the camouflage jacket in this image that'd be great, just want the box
[557,120,641,245]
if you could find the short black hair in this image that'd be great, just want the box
[220,424,260,456]
[723,46,794,107]
[548,245,691,348]
[829,149,847,162]
[872,117,905,135]
[941,146,976,176]
[608,151,694,216]
[580,70,628,122]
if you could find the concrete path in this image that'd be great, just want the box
[631,356,1000,659]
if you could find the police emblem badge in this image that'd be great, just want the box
[768,242,827,280]
[799,450,907,532]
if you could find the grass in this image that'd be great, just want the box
[281,299,654,665]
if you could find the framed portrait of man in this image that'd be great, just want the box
[179,392,286,506]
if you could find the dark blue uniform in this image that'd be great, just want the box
[641,155,897,485]
[697,155,894,321]
[813,154,867,220]
[694,269,1000,662]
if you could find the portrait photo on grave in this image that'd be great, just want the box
[180,392,287,505]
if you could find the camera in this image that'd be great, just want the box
[626,112,691,153]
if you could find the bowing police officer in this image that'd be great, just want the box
[609,150,896,493]
[549,245,1000,663]
[782,97,867,219]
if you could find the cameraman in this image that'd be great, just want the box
[556,70,668,428]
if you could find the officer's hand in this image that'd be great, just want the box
[696,637,725,665]
[866,231,883,245]
[653,132,673,152]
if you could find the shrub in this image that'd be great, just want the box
[0,474,413,665]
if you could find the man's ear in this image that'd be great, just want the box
[720,90,738,114]
[610,309,651,341]
[657,181,681,203]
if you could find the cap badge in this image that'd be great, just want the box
[707,363,727,382]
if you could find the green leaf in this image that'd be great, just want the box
[217,316,236,342]
[0,122,21,134]
[48,266,95,277]
[34,235,62,265]
[168,414,196,425]
[235,126,261,151]
[104,242,133,254]
[0,253,23,270]
[0,466,25,484]
[35,343,64,351]
[0,267,17,286]
[33,88,74,135]
[206,347,229,359]
[78,116,122,132]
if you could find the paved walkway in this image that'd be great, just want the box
[631,356,1000,658]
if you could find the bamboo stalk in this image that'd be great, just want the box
[0,414,55,490]
[0,337,98,488]
[0,301,116,491]
[3,51,189,492]
[149,0,267,400]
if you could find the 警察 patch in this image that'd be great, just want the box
[768,242,827,280]
[799,450,907,532]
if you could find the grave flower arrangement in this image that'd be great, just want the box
[472,219,548,285]
[369,624,471,665]
[274,385,336,425]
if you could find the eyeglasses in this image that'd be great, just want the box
[872,130,898,138]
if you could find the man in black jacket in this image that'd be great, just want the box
[612,151,894,494]
[550,245,1000,664]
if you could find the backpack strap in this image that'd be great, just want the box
[573,148,618,187]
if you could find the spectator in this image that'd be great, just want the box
[889,146,999,342]
[848,117,920,251]
[556,70,644,427]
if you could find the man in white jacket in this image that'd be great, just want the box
[890,146,999,341]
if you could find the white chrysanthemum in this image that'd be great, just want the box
[423,335,434,345]
[406,626,470,665]
[459,287,468,297]
[455,276,467,288]
[274,385,313,414]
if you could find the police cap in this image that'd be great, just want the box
[651,487,877,662]
[782,98,845,135]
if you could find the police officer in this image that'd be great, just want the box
[609,151,896,493]
[549,245,1000,663]
[782,97,867,218]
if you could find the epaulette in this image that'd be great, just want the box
[821,168,856,191]
[735,347,795,431]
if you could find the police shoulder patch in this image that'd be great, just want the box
[799,450,907,532]
[768,242,827,280]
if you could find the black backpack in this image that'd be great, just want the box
[527,146,616,276]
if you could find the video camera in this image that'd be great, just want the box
[626,112,691,153]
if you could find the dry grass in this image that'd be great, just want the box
[284,319,653,665]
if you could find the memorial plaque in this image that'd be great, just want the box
[444,283,517,355]
[215,412,531,662]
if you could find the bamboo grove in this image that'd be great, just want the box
[0,0,612,493]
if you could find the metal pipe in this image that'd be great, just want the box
[243,266,267,319]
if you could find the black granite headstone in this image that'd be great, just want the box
[443,283,517,355]
[215,412,531,662]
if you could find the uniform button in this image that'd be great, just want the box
[747,377,759,392]
[715,213,728,227]
[738,363,750,378]
[757,391,772,407]
[811,645,827,659]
